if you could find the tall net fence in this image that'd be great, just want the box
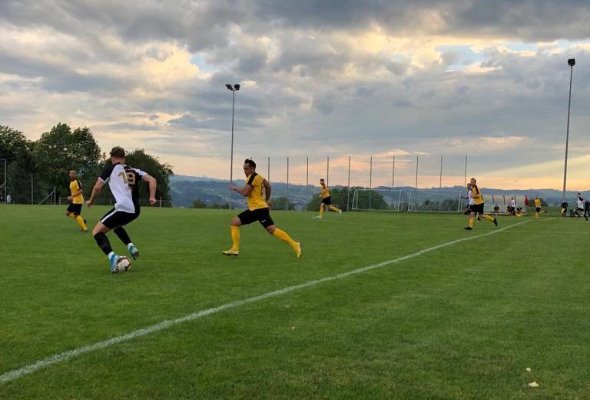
[225,154,469,212]
[3,154,472,211]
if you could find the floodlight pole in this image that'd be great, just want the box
[226,83,240,209]
[562,59,575,203]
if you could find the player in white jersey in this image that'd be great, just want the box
[509,197,516,216]
[86,146,157,273]
[575,193,584,218]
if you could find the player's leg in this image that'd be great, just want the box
[66,204,87,231]
[94,209,124,272]
[319,202,325,219]
[223,214,245,255]
[329,204,342,214]
[482,213,498,226]
[113,211,140,258]
[464,210,475,230]
[73,204,88,231]
[263,210,301,258]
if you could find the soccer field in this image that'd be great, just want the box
[1,206,589,399]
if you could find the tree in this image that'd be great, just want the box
[0,126,31,162]
[124,149,174,204]
[33,123,101,192]
[0,126,37,203]
[272,196,296,211]
[192,199,207,208]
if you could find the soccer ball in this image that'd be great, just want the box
[116,256,131,272]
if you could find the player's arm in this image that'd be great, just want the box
[263,179,271,201]
[231,183,253,197]
[86,179,105,207]
[141,173,157,205]
[67,189,84,201]
[263,179,272,208]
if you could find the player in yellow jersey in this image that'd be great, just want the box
[315,178,342,219]
[464,177,498,230]
[66,169,88,232]
[534,196,542,220]
[223,159,301,258]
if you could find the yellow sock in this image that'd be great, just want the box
[484,214,495,222]
[230,226,240,251]
[273,228,296,249]
[535,212,539,220]
[329,205,340,212]
[319,206,324,218]
[469,217,474,228]
[75,215,87,231]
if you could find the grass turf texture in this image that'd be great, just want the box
[0,205,589,399]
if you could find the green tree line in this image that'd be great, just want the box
[0,124,173,205]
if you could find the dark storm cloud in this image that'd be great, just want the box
[3,1,590,46]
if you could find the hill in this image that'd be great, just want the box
[170,175,585,208]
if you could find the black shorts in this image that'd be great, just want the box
[472,204,484,214]
[238,207,274,228]
[536,207,541,213]
[66,203,83,215]
[100,207,140,229]
[321,196,332,205]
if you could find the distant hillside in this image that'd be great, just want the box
[170,176,587,208]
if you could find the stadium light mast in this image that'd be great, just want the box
[561,59,575,202]
[226,83,240,209]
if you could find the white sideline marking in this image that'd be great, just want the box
[0,221,528,385]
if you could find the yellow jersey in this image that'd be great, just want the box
[470,185,484,205]
[320,184,330,199]
[245,173,268,210]
[534,198,541,208]
[69,179,84,204]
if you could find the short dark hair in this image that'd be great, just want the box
[110,146,126,158]
[244,159,256,169]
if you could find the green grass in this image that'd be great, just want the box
[0,205,589,399]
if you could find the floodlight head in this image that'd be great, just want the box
[568,58,575,67]
[225,84,233,91]
[234,84,240,90]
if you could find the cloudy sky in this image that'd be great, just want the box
[1,0,589,190]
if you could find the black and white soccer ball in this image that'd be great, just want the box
[116,256,131,272]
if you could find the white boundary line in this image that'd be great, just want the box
[0,221,529,385]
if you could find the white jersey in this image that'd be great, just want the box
[510,198,516,208]
[577,197,584,209]
[99,162,147,213]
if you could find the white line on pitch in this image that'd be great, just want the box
[0,221,529,385]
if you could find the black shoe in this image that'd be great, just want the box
[493,218,498,226]
[464,226,473,230]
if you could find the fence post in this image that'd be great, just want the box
[347,155,351,211]
[286,156,289,210]
[306,156,309,199]
[369,155,373,209]
[392,155,395,189]
[464,155,467,187]
[326,156,329,186]
[415,155,419,189]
